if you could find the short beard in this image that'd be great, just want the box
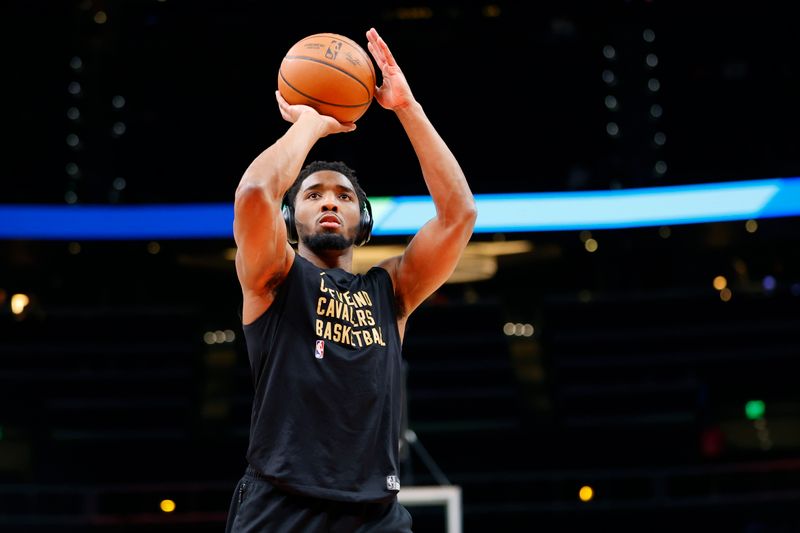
[302,232,354,252]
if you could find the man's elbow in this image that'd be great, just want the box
[463,201,478,229]
[447,202,477,233]
[235,182,266,204]
[234,185,273,221]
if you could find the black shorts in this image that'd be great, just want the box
[225,467,414,533]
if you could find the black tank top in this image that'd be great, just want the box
[242,254,404,502]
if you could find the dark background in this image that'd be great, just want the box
[2,1,800,532]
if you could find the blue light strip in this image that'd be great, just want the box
[1,177,798,240]
[0,204,233,240]
[376,177,798,234]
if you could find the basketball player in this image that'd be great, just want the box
[225,27,477,532]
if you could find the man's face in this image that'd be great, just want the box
[294,170,361,252]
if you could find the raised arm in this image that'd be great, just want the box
[234,93,355,323]
[368,28,478,321]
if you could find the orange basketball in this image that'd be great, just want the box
[278,33,376,123]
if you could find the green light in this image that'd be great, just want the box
[366,196,394,224]
[745,400,765,420]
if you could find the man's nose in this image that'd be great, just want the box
[321,196,338,211]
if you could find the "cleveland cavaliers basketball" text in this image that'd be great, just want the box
[315,276,387,347]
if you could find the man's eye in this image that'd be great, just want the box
[340,194,351,200]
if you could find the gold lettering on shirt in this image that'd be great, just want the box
[315,276,386,348]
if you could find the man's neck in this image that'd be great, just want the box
[298,246,354,272]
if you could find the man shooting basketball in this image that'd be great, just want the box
[225,27,477,532]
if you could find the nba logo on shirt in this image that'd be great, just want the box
[314,340,325,359]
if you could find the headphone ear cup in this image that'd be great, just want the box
[282,204,298,244]
[357,199,374,246]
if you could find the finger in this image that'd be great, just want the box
[366,40,386,68]
[275,90,289,109]
[366,28,392,66]
[375,34,396,67]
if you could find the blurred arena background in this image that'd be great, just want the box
[2,1,800,531]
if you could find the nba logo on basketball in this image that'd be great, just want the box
[314,340,325,359]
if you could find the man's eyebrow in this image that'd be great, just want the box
[302,182,356,194]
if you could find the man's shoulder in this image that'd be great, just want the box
[373,255,401,280]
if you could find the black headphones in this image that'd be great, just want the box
[282,196,373,247]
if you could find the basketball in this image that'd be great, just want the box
[278,33,376,123]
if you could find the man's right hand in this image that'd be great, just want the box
[275,91,357,135]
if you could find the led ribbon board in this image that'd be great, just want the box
[1,177,799,239]
[375,177,800,234]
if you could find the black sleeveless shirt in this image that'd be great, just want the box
[242,254,404,502]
